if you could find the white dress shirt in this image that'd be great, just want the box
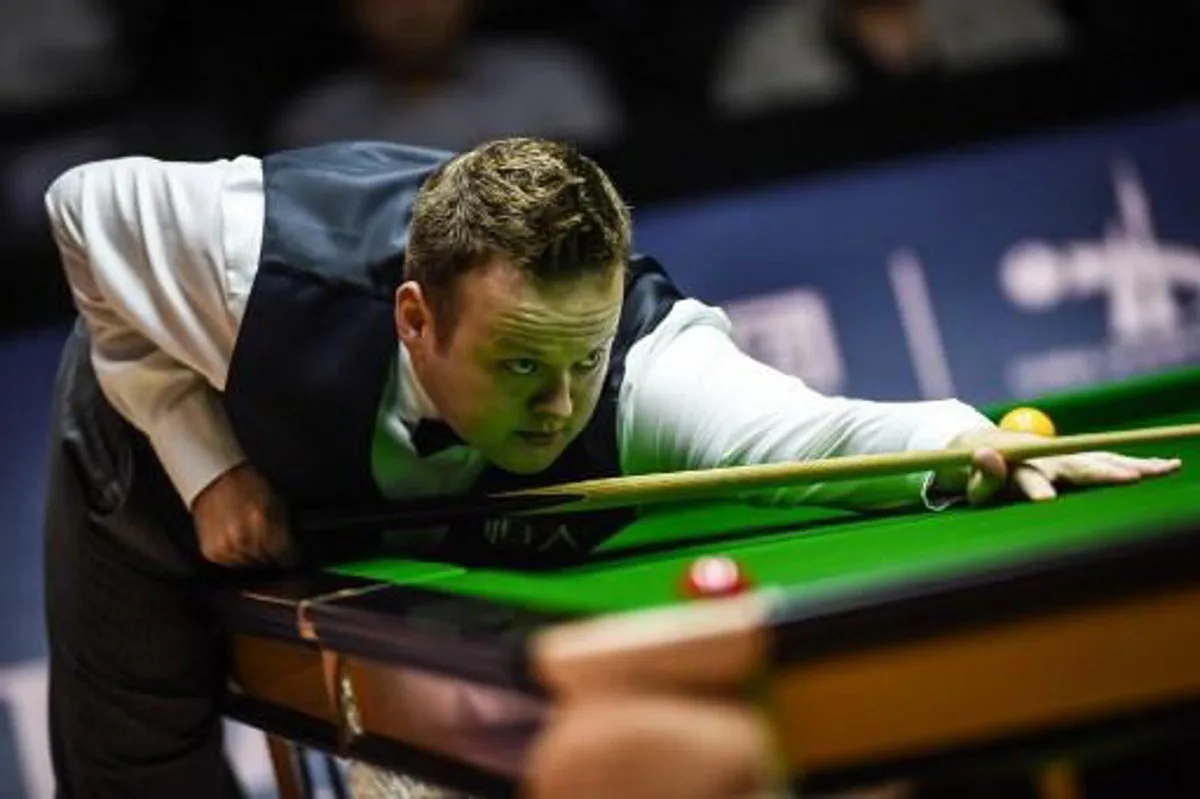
[43,154,992,511]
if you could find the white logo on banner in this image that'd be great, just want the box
[723,288,846,393]
[887,249,957,399]
[1000,158,1200,395]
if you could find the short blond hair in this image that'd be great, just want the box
[406,137,632,330]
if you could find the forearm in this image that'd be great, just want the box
[90,323,247,507]
[731,395,992,511]
[618,302,993,510]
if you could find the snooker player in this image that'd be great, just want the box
[41,137,1178,799]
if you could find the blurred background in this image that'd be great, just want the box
[2,0,1200,795]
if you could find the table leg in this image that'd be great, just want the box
[1037,759,1083,799]
[266,733,307,799]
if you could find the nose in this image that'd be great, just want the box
[531,372,573,421]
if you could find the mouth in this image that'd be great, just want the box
[516,430,565,448]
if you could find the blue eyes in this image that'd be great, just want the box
[503,352,603,376]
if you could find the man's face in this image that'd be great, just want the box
[396,258,624,474]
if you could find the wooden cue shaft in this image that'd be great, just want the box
[500,421,1200,515]
[293,421,1199,537]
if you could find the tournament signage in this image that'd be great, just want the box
[635,105,1200,405]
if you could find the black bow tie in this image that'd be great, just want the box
[411,418,465,456]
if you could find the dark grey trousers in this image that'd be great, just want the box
[43,321,246,798]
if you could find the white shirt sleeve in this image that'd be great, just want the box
[617,300,994,510]
[44,154,266,507]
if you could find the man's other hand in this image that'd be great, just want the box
[191,463,293,566]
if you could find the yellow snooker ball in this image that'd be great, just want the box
[998,406,1057,437]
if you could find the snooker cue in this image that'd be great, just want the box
[498,421,1200,514]
[296,422,1200,537]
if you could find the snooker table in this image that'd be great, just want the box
[218,368,1200,797]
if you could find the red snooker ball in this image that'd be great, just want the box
[681,556,750,598]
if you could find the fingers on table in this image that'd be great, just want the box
[1046,452,1182,486]
[1011,463,1057,502]
[971,449,1182,505]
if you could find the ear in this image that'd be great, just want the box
[394,281,429,345]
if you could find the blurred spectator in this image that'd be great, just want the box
[0,0,125,110]
[712,0,1073,118]
[275,0,622,152]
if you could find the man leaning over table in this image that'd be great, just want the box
[41,136,1176,799]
